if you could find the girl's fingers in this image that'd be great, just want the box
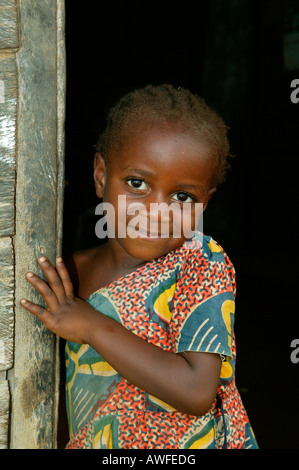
[37,256,66,303]
[20,298,50,320]
[25,271,60,311]
[55,257,74,299]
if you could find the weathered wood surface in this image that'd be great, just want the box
[0,0,19,49]
[0,236,14,371]
[0,379,9,449]
[0,55,17,237]
[8,0,65,449]
[0,0,18,451]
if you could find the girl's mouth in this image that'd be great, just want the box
[127,225,170,240]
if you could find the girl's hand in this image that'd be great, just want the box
[20,256,97,343]
[21,258,222,416]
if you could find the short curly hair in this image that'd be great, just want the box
[95,84,233,186]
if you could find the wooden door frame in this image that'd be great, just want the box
[0,0,65,448]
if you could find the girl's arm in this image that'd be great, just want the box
[21,256,222,417]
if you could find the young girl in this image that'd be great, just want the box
[20,84,258,449]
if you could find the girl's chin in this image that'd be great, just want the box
[118,233,186,262]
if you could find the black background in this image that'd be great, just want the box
[60,0,299,449]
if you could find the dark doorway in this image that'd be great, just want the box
[59,0,299,449]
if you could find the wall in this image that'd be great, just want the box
[0,0,65,448]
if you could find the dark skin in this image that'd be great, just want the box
[20,124,222,416]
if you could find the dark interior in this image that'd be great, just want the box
[59,0,299,449]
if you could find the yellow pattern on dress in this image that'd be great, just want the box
[188,426,215,449]
[153,282,176,323]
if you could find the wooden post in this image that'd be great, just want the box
[0,0,65,448]
[0,0,19,449]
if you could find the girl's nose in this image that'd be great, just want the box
[127,193,175,233]
[145,190,175,223]
[146,190,169,214]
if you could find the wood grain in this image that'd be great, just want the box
[0,55,17,237]
[0,380,9,448]
[0,0,19,49]
[0,236,14,371]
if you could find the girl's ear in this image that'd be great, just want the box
[203,187,217,211]
[93,152,106,198]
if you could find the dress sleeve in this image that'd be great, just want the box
[170,234,236,362]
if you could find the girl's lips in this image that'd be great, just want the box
[137,231,162,239]
[127,225,169,240]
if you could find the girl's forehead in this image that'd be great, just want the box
[108,126,216,187]
[117,124,213,158]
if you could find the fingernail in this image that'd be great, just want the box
[56,256,63,263]
[26,272,34,277]
[39,256,46,263]
[20,299,27,304]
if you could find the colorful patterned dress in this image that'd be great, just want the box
[65,232,258,449]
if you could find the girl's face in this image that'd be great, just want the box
[94,125,216,263]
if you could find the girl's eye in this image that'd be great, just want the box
[126,178,148,191]
[172,192,196,203]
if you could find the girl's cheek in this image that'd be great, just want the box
[175,203,204,238]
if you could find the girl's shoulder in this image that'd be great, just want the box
[185,232,231,264]
[181,232,236,291]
